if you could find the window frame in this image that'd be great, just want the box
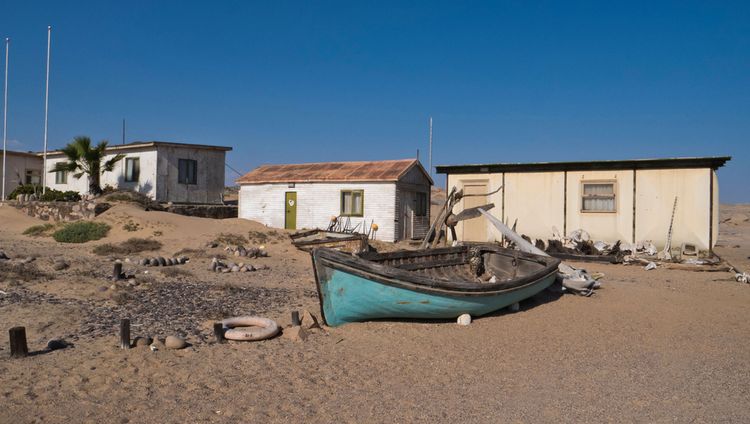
[580,180,617,213]
[124,157,140,183]
[55,170,68,184]
[178,159,198,185]
[25,169,41,185]
[340,189,364,217]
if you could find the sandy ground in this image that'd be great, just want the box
[1,201,749,423]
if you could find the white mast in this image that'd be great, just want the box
[43,26,51,193]
[428,116,433,177]
[2,38,9,201]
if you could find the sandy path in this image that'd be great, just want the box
[1,202,749,423]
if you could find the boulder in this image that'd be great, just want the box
[133,336,153,347]
[157,257,167,266]
[53,260,69,271]
[47,338,70,351]
[457,314,472,326]
[165,336,187,349]
[230,265,240,272]
[149,258,159,266]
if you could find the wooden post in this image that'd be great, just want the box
[113,262,123,280]
[213,322,225,343]
[120,319,130,349]
[9,326,28,358]
[291,311,301,326]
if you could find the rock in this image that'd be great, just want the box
[139,258,149,266]
[301,309,320,329]
[53,260,69,271]
[230,266,240,272]
[238,265,247,272]
[234,250,240,257]
[0,250,9,260]
[238,246,247,257]
[178,256,188,264]
[132,336,153,347]
[47,338,70,350]
[149,258,159,266]
[23,256,36,264]
[244,265,255,272]
[209,261,218,272]
[221,267,231,273]
[165,335,187,349]
[281,326,308,342]
[166,258,174,266]
[206,242,218,248]
[158,257,167,266]
[124,258,131,263]
[457,314,472,326]
[227,262,237,269]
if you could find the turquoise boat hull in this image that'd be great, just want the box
[312,245,560,326]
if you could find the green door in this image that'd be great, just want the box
[285,192,297,230]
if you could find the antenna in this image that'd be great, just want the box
[2,38,9,201]
[416,148,419,161]
[428,116,433,177]
[122,119,125,145]
[42,26,51,194]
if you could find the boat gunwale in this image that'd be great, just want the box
[312,244,561,296]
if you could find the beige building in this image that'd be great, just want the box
[436,157,731,252]
[1,150,43,199]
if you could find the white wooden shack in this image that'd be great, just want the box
[237,159,433,241]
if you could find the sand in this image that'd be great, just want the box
[1,201,749,423]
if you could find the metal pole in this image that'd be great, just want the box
[2,38,9,201]
[428,116,433,177]
[43,26,51,194]
[122,119,125,145]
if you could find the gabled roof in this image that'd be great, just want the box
[436,156,731,174]
[237,159,433,185]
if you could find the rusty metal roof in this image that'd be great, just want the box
[236,159,433,185]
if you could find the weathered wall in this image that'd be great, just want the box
[635,168,713,250]
[239,182,398,241]
[156,146,226,204]
[46,148,158,199]
[447,167,717,250]
[394,165,433,240]
[11,200,110,222]
[1,152,43,197]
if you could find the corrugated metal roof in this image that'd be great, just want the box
[236,159,433,185]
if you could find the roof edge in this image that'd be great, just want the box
[436,156,732,174]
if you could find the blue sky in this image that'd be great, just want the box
[1,1,748,201]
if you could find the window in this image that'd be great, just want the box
[581,181,616,212]
[340,190,364,216]
[178,159,197,184]
[55,170,68,184]
[415,192,427,216]
[124,158,140,182]
[25,169,41,185]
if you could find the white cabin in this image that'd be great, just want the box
[237,159,433,242]
[46,141,232,204]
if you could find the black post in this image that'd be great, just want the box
[9,326,28,358]
[113,262,123,280]
[120,319,130,349]
[213,322,225,344]
[291,311,300,326]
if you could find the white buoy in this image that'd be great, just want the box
[457,314,472,326]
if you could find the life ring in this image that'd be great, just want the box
[221,316,280,341]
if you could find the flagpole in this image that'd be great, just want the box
[2,38,9,201]
[43,26,51,193]
[428,116,433,178]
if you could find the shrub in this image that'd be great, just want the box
[53,221,111,243]
[8,184,80,201]
[23,223,55,237]
[213,233,248,246]
[93,237,162,255]
[123,220,140,232]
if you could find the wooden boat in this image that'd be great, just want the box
[312,244,561,326]
[290,229,369,254]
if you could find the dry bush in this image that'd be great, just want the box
[213,233,248,246]
[93,238,162,256]
[23,223,55,237]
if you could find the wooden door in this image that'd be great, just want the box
[462,183,488,241]
[402,191,414,240]
[285,192,297,230]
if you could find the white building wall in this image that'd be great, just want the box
[239,182,398,241]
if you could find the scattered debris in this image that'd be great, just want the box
[209,257,266,273]
[644,262,657,271]
[722,213,749,225]
[736,272,749,284]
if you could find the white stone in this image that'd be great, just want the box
[457,314,472,326]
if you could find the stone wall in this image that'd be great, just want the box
[9,200,111,222]
[164,204,238,219]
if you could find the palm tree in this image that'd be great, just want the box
[50,136,125,195]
